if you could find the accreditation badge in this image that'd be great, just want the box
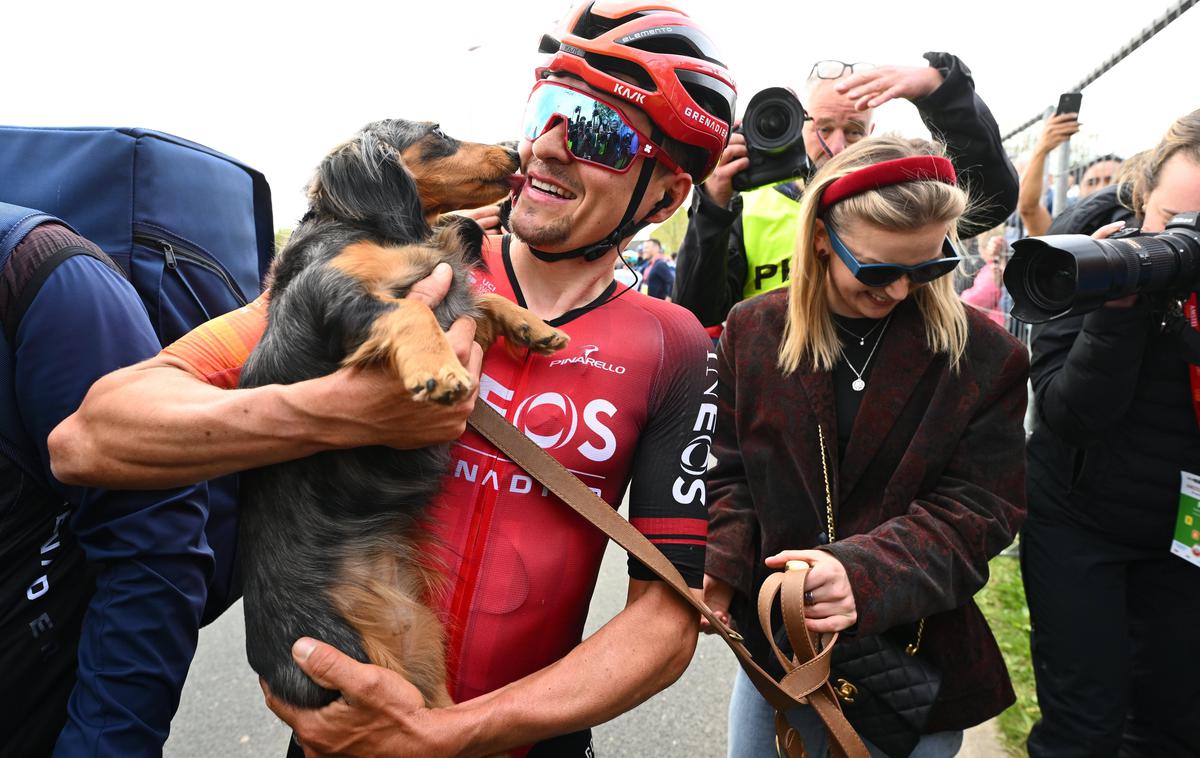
[1171,471,1200,567]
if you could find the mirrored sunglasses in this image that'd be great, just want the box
[826,224,961,287]
[521,80,681,174]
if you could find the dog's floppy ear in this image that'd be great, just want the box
[306,126,431,243]
[431,214,486,268]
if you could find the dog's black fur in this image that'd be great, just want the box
[238,119,547,709]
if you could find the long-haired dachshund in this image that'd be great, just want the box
[238,119,567,711]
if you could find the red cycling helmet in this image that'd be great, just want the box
[537,1,736,182]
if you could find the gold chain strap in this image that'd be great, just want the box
[815,423,925,656]
[817,424,836,542]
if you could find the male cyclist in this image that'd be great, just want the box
[50,3,735,756]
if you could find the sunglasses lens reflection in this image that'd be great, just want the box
[523,84,640,171]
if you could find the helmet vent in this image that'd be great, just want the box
[582,51,657,92]
[620,28,726,68]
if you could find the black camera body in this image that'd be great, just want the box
[731,87,812,193]
[1005,212,1200,323]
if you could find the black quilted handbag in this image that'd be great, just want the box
[829,625,942,757]
[813,423,942,757]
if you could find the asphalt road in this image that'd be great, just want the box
[163,537,738,758]
[163,532,1002,757]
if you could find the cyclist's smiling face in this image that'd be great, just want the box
[511,74,669,252]
[803,80,872,168]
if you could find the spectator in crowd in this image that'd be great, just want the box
[960,234,1008,325]
[1018,110,1125,236]
[1022,109,1200,757]
[673,53,1018,330]
[1078,153,1122,197]
[704,135,1027,757]
[1016,114,1077,237]
[642,237,674,300]
[1042,150,1145,238]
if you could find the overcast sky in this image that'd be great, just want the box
[5,0,1197,228]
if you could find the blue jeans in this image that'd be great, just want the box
[728,668,964,757]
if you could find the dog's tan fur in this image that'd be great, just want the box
[332,549,454,708]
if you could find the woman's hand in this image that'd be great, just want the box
[700,573,734,634]
[764,550,857,633]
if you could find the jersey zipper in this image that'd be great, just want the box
[444,343,538,691]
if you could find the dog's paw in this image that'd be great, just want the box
[510,322,570,355]
[404,360,474,405]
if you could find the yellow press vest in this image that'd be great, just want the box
[741,184,801,299]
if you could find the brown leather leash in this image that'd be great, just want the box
[469,403,868,758]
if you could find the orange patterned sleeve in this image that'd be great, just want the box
[160,294,269,389]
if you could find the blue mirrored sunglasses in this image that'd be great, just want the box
[521,80,681,174]
[826,224,961,287]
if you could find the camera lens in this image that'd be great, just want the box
[1006,218,1200,323]
[744,87,805,152]
[1024,248,1076,312]
[758,105,789,141]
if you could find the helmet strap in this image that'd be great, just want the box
[529,127,673,263]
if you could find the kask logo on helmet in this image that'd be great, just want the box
[612,83,646,106]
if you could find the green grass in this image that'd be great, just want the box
[975,553,1039,755]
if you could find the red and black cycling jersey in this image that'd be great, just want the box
[430,235,715,709]
[161,234,715,756]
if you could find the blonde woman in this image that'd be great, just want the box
[703,135,1028,757]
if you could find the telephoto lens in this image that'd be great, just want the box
[1005,212,1200,323]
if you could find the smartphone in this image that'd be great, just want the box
[1055,92,1083,116]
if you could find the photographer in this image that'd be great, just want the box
[673,53,1018,329]
[1021,110,1200,757]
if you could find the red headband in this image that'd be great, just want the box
[818,155,957,213]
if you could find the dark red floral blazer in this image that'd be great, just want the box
[707,290,1029,732]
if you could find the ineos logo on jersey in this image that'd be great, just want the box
[548,344,627,374]
[672,351,719,507]
[678,436,710,477]
[512,393,577,450]
[480,373,619,463]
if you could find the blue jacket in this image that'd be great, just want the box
[9,250,214,757]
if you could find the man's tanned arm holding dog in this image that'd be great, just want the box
[49,264,481,489]
[270,580,700,757]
